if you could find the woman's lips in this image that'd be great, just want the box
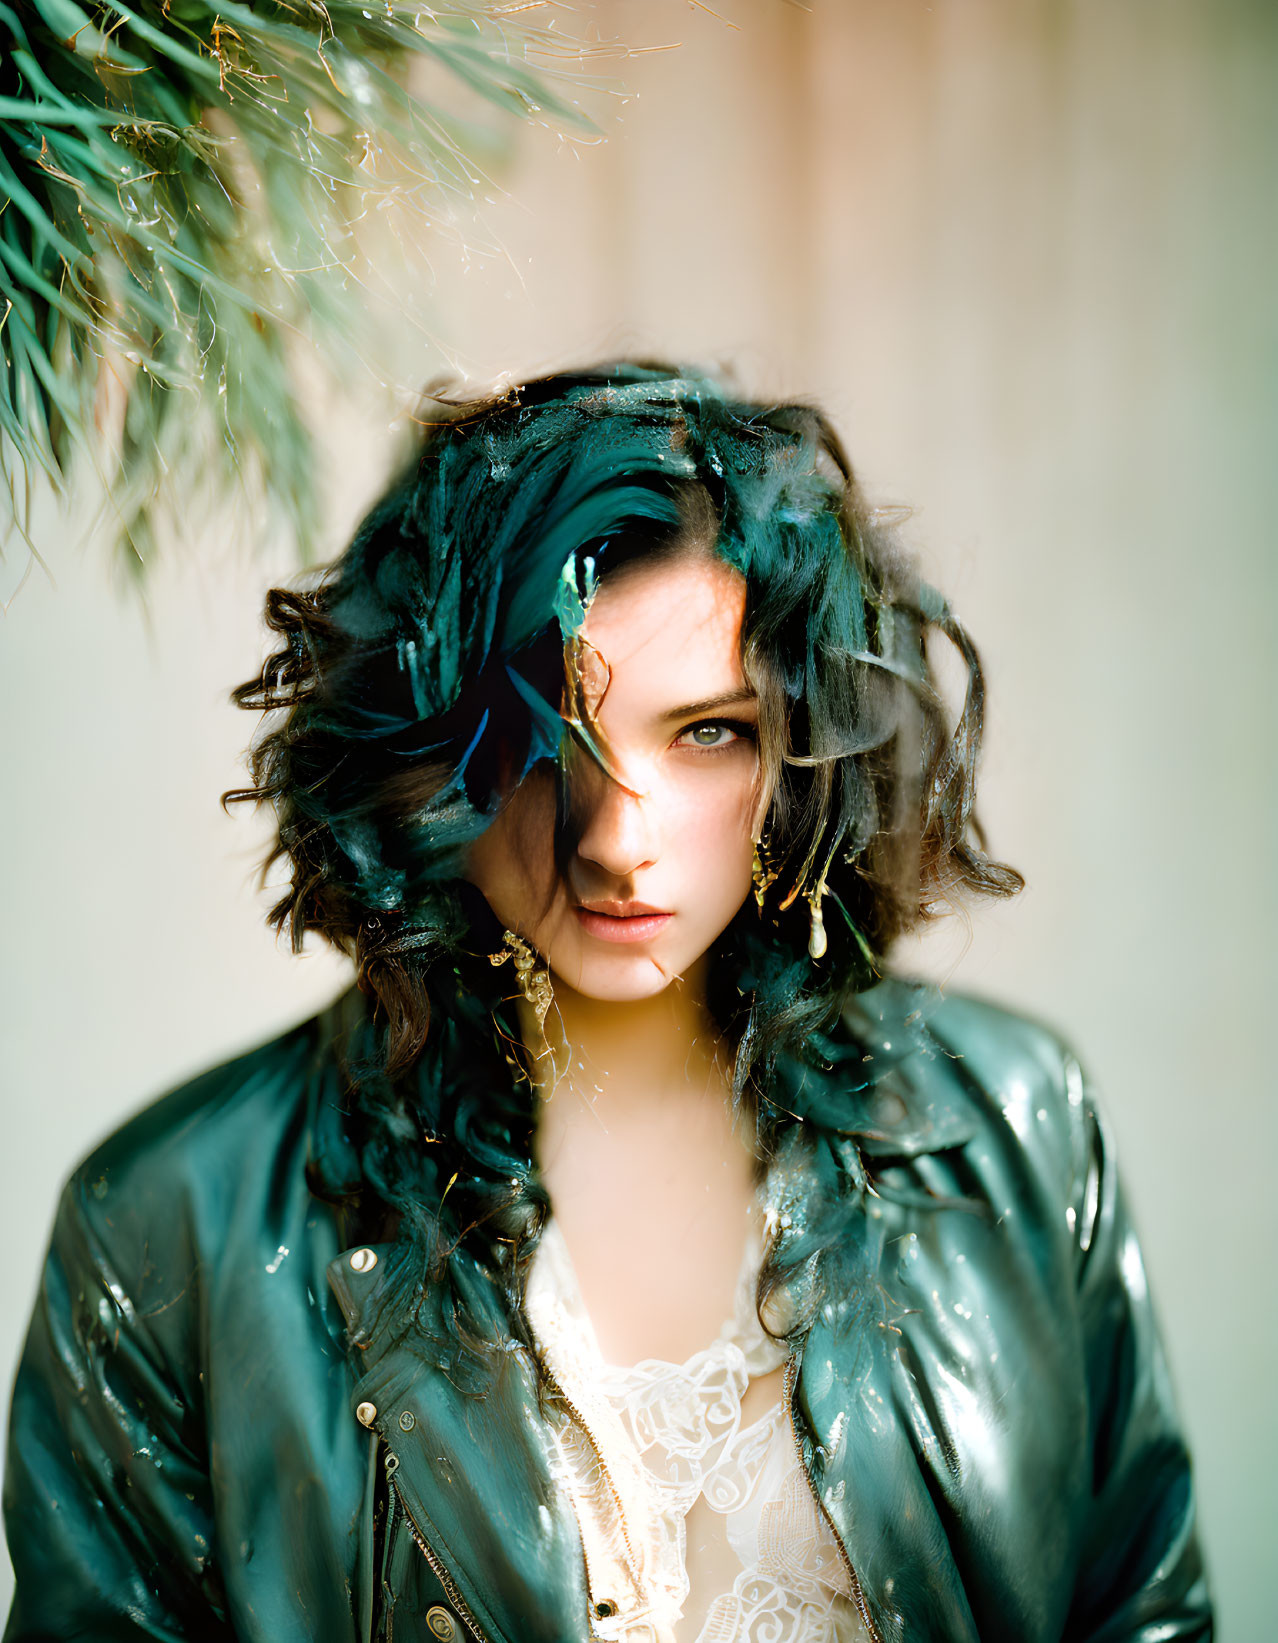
[573,906,673,943]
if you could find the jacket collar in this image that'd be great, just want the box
[787,976,979,1159]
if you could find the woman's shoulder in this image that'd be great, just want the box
[77,1006,328,1183]
[60,987,362,1262]
[839,974,1095,1189]
[848,973,1084,1089]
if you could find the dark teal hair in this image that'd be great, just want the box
[229,360,1020,1357]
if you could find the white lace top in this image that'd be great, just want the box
[523,1205,872,1643]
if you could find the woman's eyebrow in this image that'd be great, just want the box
[657,689,759,723]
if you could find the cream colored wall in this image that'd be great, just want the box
[3,0,1273,1629]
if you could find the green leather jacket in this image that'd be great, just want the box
[3,980,1211,1642]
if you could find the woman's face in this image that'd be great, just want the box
[464,550,764,1002]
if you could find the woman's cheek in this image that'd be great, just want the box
[665,793,755,927]
[673,767,757,857]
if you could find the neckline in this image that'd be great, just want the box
[527,1200,779,1379]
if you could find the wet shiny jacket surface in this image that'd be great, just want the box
[3,981,1212,1642]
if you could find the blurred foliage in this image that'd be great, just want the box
[0,0,601,577]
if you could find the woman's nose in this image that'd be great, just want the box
[574,771,659,879]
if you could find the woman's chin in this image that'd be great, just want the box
[547,945,683,1005]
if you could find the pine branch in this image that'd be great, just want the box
[0,0,603,576]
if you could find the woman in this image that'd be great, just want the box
[2,363,1211,1642]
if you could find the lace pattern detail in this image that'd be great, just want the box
[525,1209,871,1643]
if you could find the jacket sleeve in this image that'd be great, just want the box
[1065,1061,1213,1642]
[3,1171,233,1641]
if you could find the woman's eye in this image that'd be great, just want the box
[674,719,756,751]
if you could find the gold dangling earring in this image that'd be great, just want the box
[806,882,828,960]
[488,929,555,1039]
[752,835,778,911]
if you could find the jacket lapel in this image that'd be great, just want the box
[795,1207,983,1643]
[789,980,986,1643]
[328,1244,592,1643]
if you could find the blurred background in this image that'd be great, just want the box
[2,0,1274,1629]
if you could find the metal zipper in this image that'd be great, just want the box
[383,1447,491,1643]
[535,1352,644,1592]
[784,1352,885,1643]
[383,1464,401,1643]
[383,1358,635,1643]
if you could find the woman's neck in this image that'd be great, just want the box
[516,956,765,1366]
